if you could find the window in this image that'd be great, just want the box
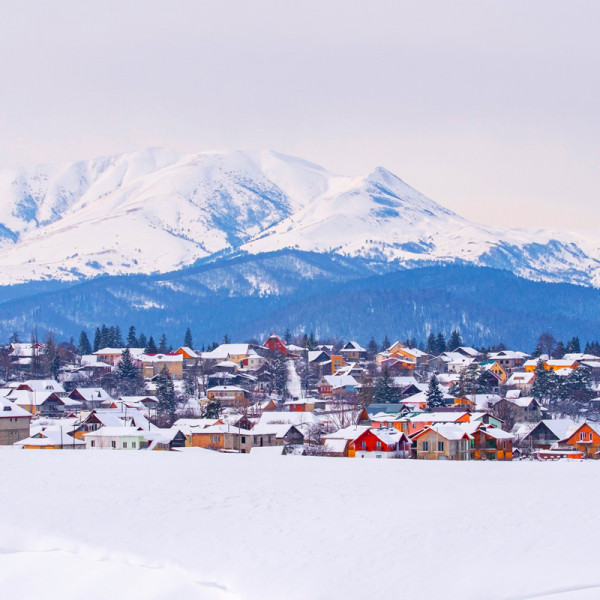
[210,435,221,444]
[111,441,116,449]
[376,441,382,450]
[123,442,127,448]
[580,432,587,441]
[91,440,95,447]
[361,441,367,449]
[132,442,136,448]
[241,436,246,443]
[438,441,444,452]
[422,441,429,451]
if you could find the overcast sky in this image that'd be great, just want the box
[1,1,599,230]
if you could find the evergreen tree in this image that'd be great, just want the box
[307,331,317,351]
[114,326,124,347]
[138,333,147,349]
[435,332,447,354]
[381,335,391,352]
[373,369,396,404]
[367,337,379,359]
[93,327,102,352]
[158,333,168,353]
[127,326,138,347]
[203,400,222,419]
[100,324,109,348]
[531,360,555,404]
[145,335,158,353]
[273,353,289,399]
[116,347,143,394]
[426,375,445,410]
[426,333,436,355]
[43,333,58,379]
[156,366,177,421]
[553,341,566,359]
[448,330,463,352]
[184,327,193,349]
[223,334,231,344]
[449,369,468,399]
[283,328,292,345]
[78,330,92,356]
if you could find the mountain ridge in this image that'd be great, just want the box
[0,147,599,287]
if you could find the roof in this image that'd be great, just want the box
[19,379,65,394]
[202,344,251,360]
[323,438,349,453]
[0,397,32,418]
[528,419,578,440]
[15,425,85,447]
[141,353,183,363]
[69,388,112,401]
[506,372,535,385]
[415,423,473,441]
[322,375,359,388]
[322,425,370,441]
[208,385,246,392]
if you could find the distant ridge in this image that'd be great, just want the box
[0,148,599,286]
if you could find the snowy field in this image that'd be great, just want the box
[1,449,600,600]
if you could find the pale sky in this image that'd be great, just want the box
[1,0,599,230]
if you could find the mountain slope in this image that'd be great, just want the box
[0,148,599,287]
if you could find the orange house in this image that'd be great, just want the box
[561,422,600,458]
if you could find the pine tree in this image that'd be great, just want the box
[145,335,158,353]
[223,334,231,344]
[156,366,176,421]
[78,330,92,356]
[184,327,193,349]
[273,353,289,399]
[203,400,222,419]
[435,332,447,354]
[426,333,437,355]
[43,333,57,379]
[93,328,102,352]
[367,337,379,359]
[426,375,445,410]
[127,326,138,348]
[531,360,553,404]
[158,333,168,353]
[100,324,109,348]
[307,332,317,351]
[448,330,463,352]
[116,347,143,394]
[381,335,391,352]
[553,341,566,359]
[283,328,292,345]
[138,333,147,349]
[373,369,396,404]
[114,326,124,347]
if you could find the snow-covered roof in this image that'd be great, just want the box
[322,375,359,389]
[488,350,529,360]
[0,397,32,418]
[20,379,65,394]
[532,419,578,440]
[506,372,535,385]
[70,388,112,401]
[202,344,250,359]
[418,423,473,441]
[15,426,84,447]
[322,425,370,441]
[142,353,183,363]
[323,438,349,453]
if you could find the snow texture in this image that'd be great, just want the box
[0,148,600,287]
[1,448,599,600]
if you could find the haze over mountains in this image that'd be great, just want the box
[0,148,599,288]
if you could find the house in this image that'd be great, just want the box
[492,396,545,423]
[16,379,66,397]
[202,343,252,366]
[175,346,200,368]
[141,353,183,380]
[459,422,515,460]
[396,411,471,437]
[190,424,278,453]
[7,389,66,416]
[340,341,366,362]
[68,387,112,409]
[559,422,600,458]
[412,424,472,460]
[487,350,529,370]
[0,397,32,445]
[262,334,288,356]
[522,419,578,451]
[250,423,304,447]
[479,361,508,385]
[506,371,536,393]
[15,425,86,450]
[84,427,171,450]
[206,385,250,408]
[321,425,371,456]
[349,428,411,459]
[316,375,359,398]
[72,408,150,439]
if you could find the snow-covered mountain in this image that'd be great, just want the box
[0,148,599,287]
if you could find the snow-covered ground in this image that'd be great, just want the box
[1,448,599,600]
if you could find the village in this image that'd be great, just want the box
[2,328,600,461]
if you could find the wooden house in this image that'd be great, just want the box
[412,424,472,460]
